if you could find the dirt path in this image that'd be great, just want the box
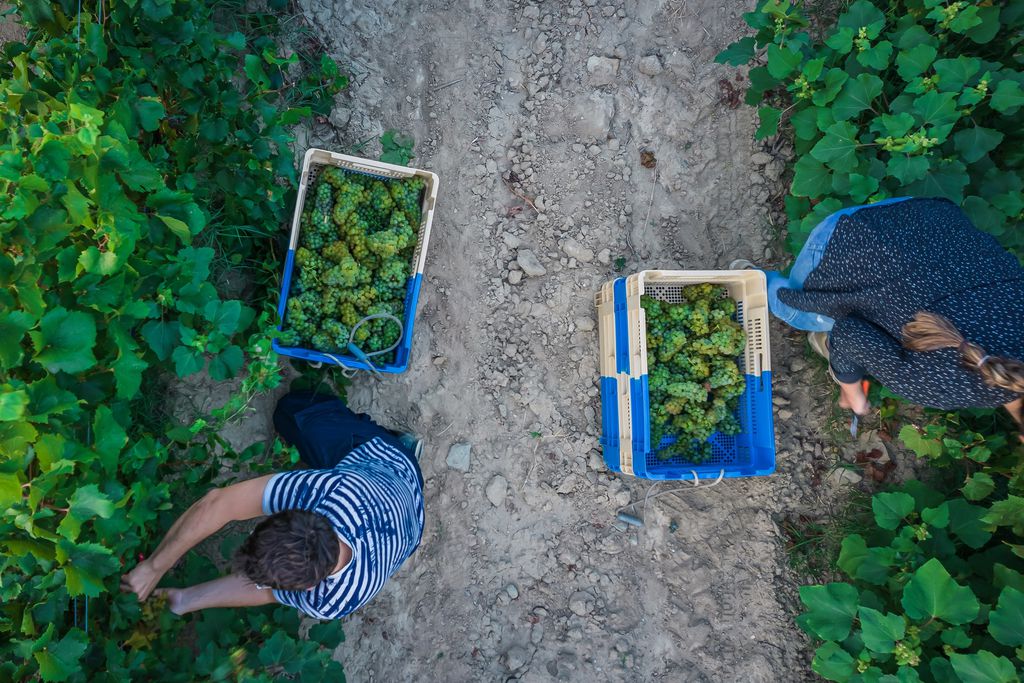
[280,0,849,680]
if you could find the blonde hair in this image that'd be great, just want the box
[901,312,1024,394]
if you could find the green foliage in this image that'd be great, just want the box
[0,0,346,680]
[279,167,425,362]
[379,130,416,165]
[642,284,747,463]
[797,479,1024,682]
[721,0,1024,255]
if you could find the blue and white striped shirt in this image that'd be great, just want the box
[261,438,424,619]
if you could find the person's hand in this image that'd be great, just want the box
[153,588,188,616]
[120,558,164,602]
[838,381,871,416]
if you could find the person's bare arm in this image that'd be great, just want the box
[121,474,275,601]
[157,574,277,615]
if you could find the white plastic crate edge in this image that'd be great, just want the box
[625,269,772,379]
[287,148,440,278]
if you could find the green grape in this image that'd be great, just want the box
[642,284,747,464]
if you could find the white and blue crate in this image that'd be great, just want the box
[596,270,776,481]
[273,148,439,373]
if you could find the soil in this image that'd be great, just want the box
[227,0,905,680]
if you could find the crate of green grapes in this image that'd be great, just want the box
[273,149,439,373]
[596,270,776,480]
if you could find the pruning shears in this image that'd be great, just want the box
[850,380,871,438]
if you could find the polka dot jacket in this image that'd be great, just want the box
[778,197,1024,410]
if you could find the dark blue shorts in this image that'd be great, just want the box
[272,391,423,487]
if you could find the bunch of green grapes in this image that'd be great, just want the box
[643,284,747,463]
[282,168,426,363]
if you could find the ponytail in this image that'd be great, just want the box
[901,312,1024,394]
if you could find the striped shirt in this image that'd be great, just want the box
[261,438,424,619]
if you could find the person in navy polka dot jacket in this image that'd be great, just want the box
[759,197,1024,436]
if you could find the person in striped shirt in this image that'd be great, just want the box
[120,390,425,620]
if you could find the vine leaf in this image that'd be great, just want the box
[990,80,1024,114]
[948,651,1018,683]
[858,606,905,653]
[901,558,980,624]
[948,498,993,549]
[810,121,860,171]
[791,156,833,197]
[953,126,1004,164]
[755,106,782,140]
[796,582,859,640]
[961,472,996,501]
[33,627,88,682]
[896,44,937,81]
[57,484,115,541]
[141,321,181,361]
[988,586,1024,647]
[715,36,756,66]
[29,308,98,374]
[872,492,915,530]
[811,642,855,682]
[832,74,883,121]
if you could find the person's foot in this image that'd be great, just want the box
[729,258,757,270]
[398,433,424,461]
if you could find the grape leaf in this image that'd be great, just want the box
[859,606,905,653]
[901,558,980,624]
[991,80,1024,114]
[833,74,883,121]
[948,651,1018,683]
[791,156,833,197]
[715,37,756,66]
[29,308,98,374]
[134,97,165,132]
[810,121,860,171]
[896,44,937,81]
[873,492,915,529]
[34,628,88,682]
[988,586,1024,647]
[755,106,782,140]
[796,582,859,640]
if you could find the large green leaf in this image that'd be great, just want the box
[896,44,937,81]
[134,97,166,132]
[797,583,859,640]
[811,121,860,171]
[172,346,205,377]
[57,484,115,541]
[767,44,803,79]
[948,651,1019,683]
[141,320,181,361]
[901,558,980,625]
[208,345,244,381]
[0,389,28,421]
[59,540,118,598]
[93,405,128,459]
[913,90,960,128]
[887,155,931,184]
[988,586,1024,647]
[954,126,1005,164]
[947,498,993,548]
[837,533,897,585]
[0,310,35,370]
[29,308,98,374]
[813,69,849,106]
[812,642,856,682]
[833,74,884,121]
[792,156,833,197]
[0,472,22,508]
[715,37,756,66]
[933,57,981,92]
[873,492,915,530]
[837,0,885,30]
[34,140,71,180]
[985,496,1024,536]
[756,106,782,140]
[857,40,892,71]
[859,606,905,653]
[34,628,88,682]
[990,80,1024,114]
[962,472,996,501]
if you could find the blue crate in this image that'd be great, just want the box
[597,273,776,481]
[271,149,437,374]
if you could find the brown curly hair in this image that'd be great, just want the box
[233,510,340,591]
